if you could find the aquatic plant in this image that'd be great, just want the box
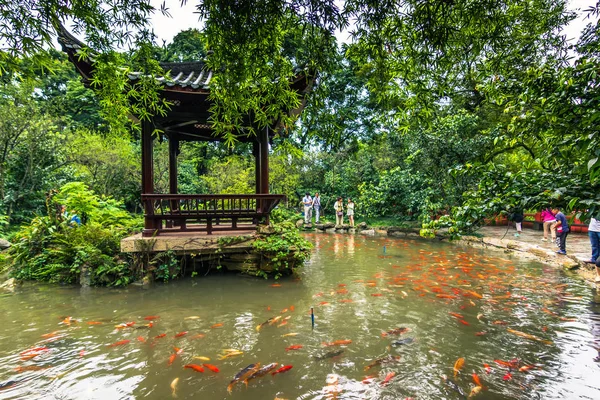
[252,221,312,279]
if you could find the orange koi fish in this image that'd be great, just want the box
[494,359,519,369]
[281,308,289,314]
[285,345,303,351]
[459,320,470,326]
[87,321,103,325]
[20,346,49,356]
[136,336,146,343]
[277,320,288,328]
[318,301,330,306]
[492,321,508,325]
[371,293,383,297]
[503,372,512,381]
[448,312,464,319]
[211,323,223,329]
[41,331,59,338]
[271,365,293,376]
[144,316,160,320]
[362,375,376,384]
[289,306,295,312]
[475,332,487,336]
[115,321,135,329]
[190,333,205,339]
[168,353,177,366]
[79,349,86,357]
[271,284,282,288]
[184,364,204,373]
[14,365,48,373]
[453,357,465,377]
[518,364,539,372]
[108,340,130,347]
[469,385,482,398]
[203,363,220,373]
[381,371,396,386]
[339,299,354,303]
[338,284,346,287]
[322,339,352,347]
[154,333,166,340]
[174,331,188,338]
[483,363,491,374]
[472,373,483,386]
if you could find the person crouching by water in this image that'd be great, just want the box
[313,193,322,223]
[347,198,355,227]
[552,206,570,255]
[302,192,313,224]
[541,207,557,242]
[510,208,524,237]
[334,197,344,226]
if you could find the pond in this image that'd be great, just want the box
[1,233,599,399]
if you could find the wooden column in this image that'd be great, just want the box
[259,126,269,194]
[253,141,261,195]
[168,135,179,194]
[142,120,157,236]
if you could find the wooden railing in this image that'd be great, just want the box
[142,194,285,236]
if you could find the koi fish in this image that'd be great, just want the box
[136,322,153,329]
[190,334,205,339]
[391,338,414,346]
[290,305,295,312]
[503,372,512,381]
[41,331,60,338]
[218,350,243,360]
[194,356,210,361]
[281,333,299,337]
[494,359,520,369]
[0,380,18,390]
[211,323,223,329]
[364,355,401,371]
[492,320,508,325]
[371,293,383,297]
[314,349,344,360]
[20,346,49,356]
[472,373,483,386]
[108,340,130,347]
[442,375,466,397]
[465,290,483,299]
[61,316,74,325]
[271,365,293,376]
[244,363,279,384]
[381,327,410,337]
[115,322,135,329]
[79,349,86,357]
[174,331,188,338]
[437,294,457,299]
[507,328,553,345]
[87,321,103,325]
[318,301,330,306]
[483,363,491,374]
[154,333,167,340]
[322,339,352,347]
[277,320,288,328]
[281,308,289,314]
[362,375,376,384]
[256,316,280,331]
[475,331,487,336]
[381,371,396,386]
[286,345,303,351]
[469,385,482,398]
[137,336,146,343]
[459,320,470,326]
[339,299,354,303]
[184,364,204,373]
[449,312,464,319]
[476,313,484,321]
[271,284,282,288]
[144,316,160,320]
[184,316,201,320]
[228,363,261,393]
[168,353,178,366]
[170,377,179,398]
[453,357,465,377]
[203,363,219,373]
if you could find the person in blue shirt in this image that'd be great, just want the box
[552,207,570,255]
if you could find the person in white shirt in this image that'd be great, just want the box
[312,193,322,223]
[588,217,600,273]
[302,192,313,224]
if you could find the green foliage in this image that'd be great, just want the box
[152,250,180,283]
[253,221,312,278]
[6,182,141,286]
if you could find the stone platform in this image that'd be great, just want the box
[120,230,256,253]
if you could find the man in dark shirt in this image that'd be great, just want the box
[552,207,570,255]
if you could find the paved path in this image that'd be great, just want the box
[476,226,593,262]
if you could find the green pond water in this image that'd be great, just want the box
[1,233,599,400]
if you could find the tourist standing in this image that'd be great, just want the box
[588,216,600,265]
[541,207,556,242]
[347,198,355,227]
[552,207,570,255]
[302,192,313,224]
[313,193,322,223]
[511,208,524,237]
[334,197,344,226]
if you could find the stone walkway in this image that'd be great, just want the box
[462,226,599,283]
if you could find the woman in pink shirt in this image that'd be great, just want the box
[541,208,556,242]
